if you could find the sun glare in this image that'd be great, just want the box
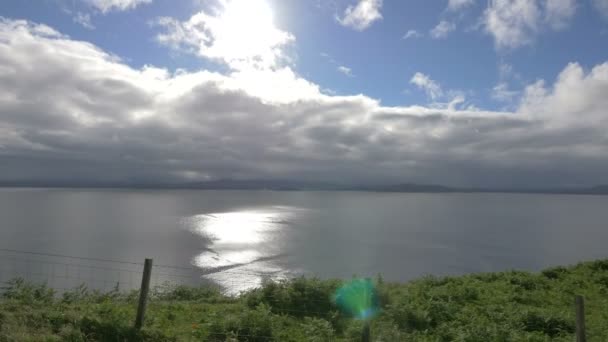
[209,0,292,70]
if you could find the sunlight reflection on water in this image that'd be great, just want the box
[187,206,305,295]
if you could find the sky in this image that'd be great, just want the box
[0,0,607,188]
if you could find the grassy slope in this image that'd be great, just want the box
[2,260,608,341]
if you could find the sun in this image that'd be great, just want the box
[220,0,274,29]
[207,0,293,70]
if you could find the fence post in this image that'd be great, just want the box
[362,321,370,342]
[134,258,153,330]
[575,295,586,342]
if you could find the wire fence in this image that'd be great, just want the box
[1,248,600,341]
[0,248,350,341]
[0,248,207,294]
[0,248,304,297]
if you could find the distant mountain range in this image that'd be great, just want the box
[355,183,608,195]
[1,179,608,195]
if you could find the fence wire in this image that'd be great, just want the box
[0,248,348,341]
[0,248,321,297]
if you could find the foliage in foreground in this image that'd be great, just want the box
[2,260,608,341]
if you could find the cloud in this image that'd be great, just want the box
[337,0,383,31]
[493,61,521,104]
[492,82,520,102]
[2,18,608,187]
[410,72,443,100]
[73,12,95,29]
[156,0,294,71]
[337,66,354,77]
[544,0,577,29]
[499,61,514,79]
[483,0,576,49]
[430,20,456,39]
[448,0,475,11]
[408,74,467,109]
[403,29,422,39]
[483,0,540,49]
[320,51,338,64]
[519,62,608,125]
[320,52,353,77]
[87,0,152,13]
[593,0,608,20]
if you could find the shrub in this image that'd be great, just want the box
[300,317,335,341]
[522,311,575,337]
[541,266,569,280]
[207,304,273,342]
[1,278,55,304]
[245,277,340,319]
[589,260,608,271]
[152,283,226,303]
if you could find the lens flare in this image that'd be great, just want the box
[334,278,380,320]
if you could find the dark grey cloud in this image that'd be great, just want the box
[1,18,608,187]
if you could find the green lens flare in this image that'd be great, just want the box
[334,278,379,320]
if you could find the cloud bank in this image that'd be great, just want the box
[1,18,608,187]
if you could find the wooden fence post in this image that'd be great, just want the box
[575,295,586,342]
[134,258,153,330]
[362,321,370,342]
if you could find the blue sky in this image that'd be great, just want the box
[0,0,608,187]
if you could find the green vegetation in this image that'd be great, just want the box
[2,260,608,341]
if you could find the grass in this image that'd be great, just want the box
[2,260,608,341]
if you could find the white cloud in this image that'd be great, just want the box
[499,61,514,79]
[497,61,524,83]
[320,53,353,77]
[337,0,383,31]
[73,12,95,29]
[544,0,576,29]
[447,94,466,110]
[403,29,422,39]
[320,51,337,64]
[156,0,294,72]
[520,62,608,124]
[448,0,475,11]
[87,0,152,13]
[337,66,354,77]
[483,0,577,49]
[492,82,519,102]
[592,0,608,20]
[2,18,608,187]
[483,0,540,49]
[410,72,443,100]
[430,20,456,39]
